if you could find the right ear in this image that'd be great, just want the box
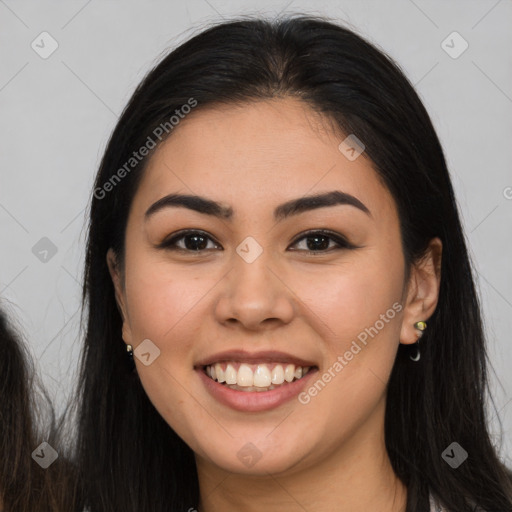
[106,248,132,344]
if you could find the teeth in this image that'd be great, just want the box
[225,363,237,385]
[215,363,225,383]
[284,364,295,383]
[253,364,272,387]
[204,362,313,389]
[271,365,285,384]
[237,364,253,386]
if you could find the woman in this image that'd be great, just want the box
[0,306,81,511]
[75,15,512,512]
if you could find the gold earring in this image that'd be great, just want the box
[414,321,427,332]
[410,321,427,361]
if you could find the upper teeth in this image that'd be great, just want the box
[205,362,311,388]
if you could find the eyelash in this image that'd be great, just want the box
[158,229,357,254]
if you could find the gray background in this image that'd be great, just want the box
[1,0,511,463]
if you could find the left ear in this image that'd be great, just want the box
[400,237,442,345]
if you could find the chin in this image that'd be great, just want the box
[195,434,315,476]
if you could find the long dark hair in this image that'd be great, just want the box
[0,305,80,511]
[75,15,512,511]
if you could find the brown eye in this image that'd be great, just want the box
[288,230,356,253]
[159,230,221,252]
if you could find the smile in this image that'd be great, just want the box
[197,362,318,412]
[204,362,313,391]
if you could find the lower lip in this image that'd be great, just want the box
[196,367,318,412]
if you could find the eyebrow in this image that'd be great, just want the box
[144,190,371,222]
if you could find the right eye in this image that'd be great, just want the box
[159,230,222,252]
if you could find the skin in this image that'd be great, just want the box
[107,97,442,512]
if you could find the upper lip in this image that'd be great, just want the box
[195,349,318,368]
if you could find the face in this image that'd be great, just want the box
[108,97,440,477]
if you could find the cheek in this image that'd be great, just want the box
[123,254,212,343]
[121,256,215,432]
[291,251,404,350]
[290,254,404,446]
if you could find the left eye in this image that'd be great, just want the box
[159,229,355,253]
[289,230,354,252]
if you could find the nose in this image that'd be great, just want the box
[214,250,295,331]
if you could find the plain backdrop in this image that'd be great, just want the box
[1,0,511,464]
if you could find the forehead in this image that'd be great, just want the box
[132,97,397,222]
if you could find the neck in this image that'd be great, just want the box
[195,397,407,512]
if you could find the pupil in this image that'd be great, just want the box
[307,235,329,251]
[185,234,207,251]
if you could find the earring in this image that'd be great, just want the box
[409,321,427,361]
[126,344,135,371]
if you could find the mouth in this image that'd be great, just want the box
[195,350,319,412]
[201,361,316,392]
